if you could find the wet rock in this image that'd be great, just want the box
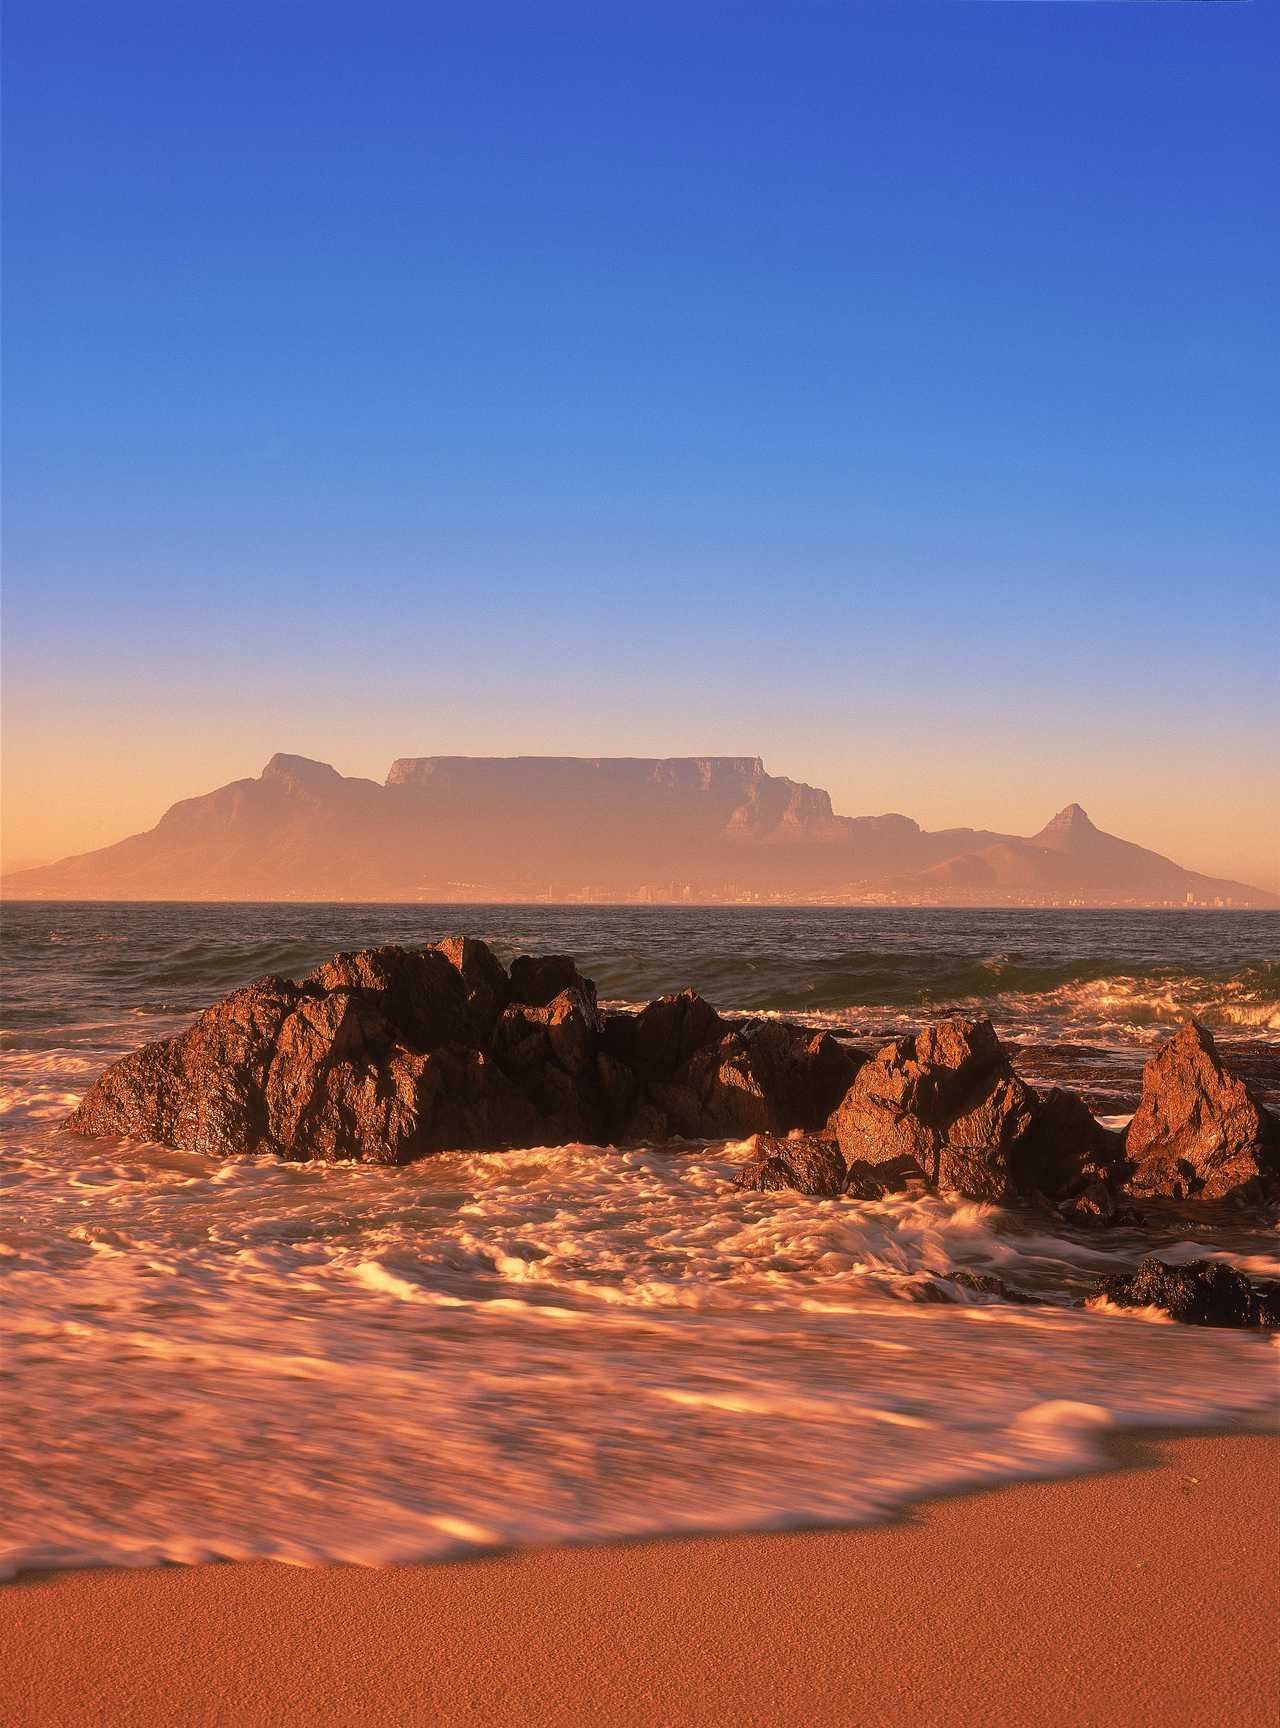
[66,974,301,1156]
[1094,1255,1280,1328]
[431,936,510,1042]
[1125,1022,1279,1201]
[948,1270,1047,1306]
[734,1133,846,1198]
[508,953,597,1012]
[65,962,543,1163]
[843,1154,927,1199]
[679,1021,865,1140]
[306,945,475,1051]
[1055,1182,1143,1229]
[608,1011,863,1144]
[1013,1087,1125,1200]
[828,1019,1038,1201]
[492,985,605,1140]
[602,989,727,1079]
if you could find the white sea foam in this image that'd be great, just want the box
[2,1127,1276,1579]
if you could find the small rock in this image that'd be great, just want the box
[734,1133,847,1198]
[1094,1255,1280,1328]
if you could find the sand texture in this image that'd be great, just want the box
[3,1431,1277,1727]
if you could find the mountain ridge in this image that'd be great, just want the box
[3,754,1273,906]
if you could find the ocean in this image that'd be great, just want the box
[3,902,1278,1576]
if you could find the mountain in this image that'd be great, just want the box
[2,756,1273,906]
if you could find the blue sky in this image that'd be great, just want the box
[4,1,1278,886]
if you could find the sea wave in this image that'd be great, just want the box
[2,1136,1277,1577]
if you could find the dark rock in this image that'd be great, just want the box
[602,989,727,1080]
[1125,1022,1279,1201]
[66,974,301,1156]
[508,954,596,1012]
[607,1012,864,1144]
[1094,1255,1280,1328]
[306,945,474,1051]
[492,985,604,1140]
[1013,1087,1125,1200]
[843,1154,927,1199]
[734,1133,846,1198]
[827,1019,1037,1201]
[1055,1182,1143,1228]
[65,962,543,1163]
[948,1270,1047,1306]
[430,936,509,1042]
[684,1021,866,1139]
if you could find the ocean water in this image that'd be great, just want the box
[2,903,1278,1576]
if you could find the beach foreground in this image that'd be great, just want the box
[3,1432,1276,1728]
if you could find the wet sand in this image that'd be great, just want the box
[3,1431,1277,1727]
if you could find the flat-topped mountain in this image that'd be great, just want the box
[3,754,1273,905]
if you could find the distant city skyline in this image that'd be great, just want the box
[4,3,1278,890]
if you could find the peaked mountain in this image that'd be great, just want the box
[2,755,1273,905]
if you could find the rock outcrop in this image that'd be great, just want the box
[63,948,1279,1226]
[65,943,864,1164]
[1094,1256,1280,1328]
[1124,1021,1279,1201]
[66,942,544,1163]
[826,1019,1041,1201]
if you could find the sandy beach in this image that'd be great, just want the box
[3,1430,1276,1727]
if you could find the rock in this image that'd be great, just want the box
[602,989,728,1079]
[66,974,301,1156]
[681,1021,865,1139]
[306,945,475,1051]
[843,1154,927,1199]
[948,1270,1047,1306]
[1013,1086,1125,1200]
[1094,1255,1280,1328]
[492,985,604,1140]
[734,1133,847,1197]
[1056,1181,1143,1228]
[64,962,543,1162]
[1125,1022,1279,1201]
[508,954,596,1012]
[605,1007,863,1144]
[431,936,510,1041]
[828,1019,1037,1201]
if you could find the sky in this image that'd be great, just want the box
[4,1,1278,890]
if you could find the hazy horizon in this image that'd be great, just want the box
[4,5,1278,891]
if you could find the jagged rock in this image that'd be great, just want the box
[307,945,476,1050]
[682,1021,864,1139]
[66,974,301,1156]
[1094,1256,1280,1328]
[948,1270,1047,1306]
[601,989,727,1079]
[492,984,604,1140]
[630,1020,864,1142]
[1125,1022,1279,1201]
[431,936,510,1042]
[1013,1087,1125,1199]
[734,1133,847,1197]
[1056,1182,1143,1228]
[827,1019,1038,1201]
[65,952,543,1162]
[508,954,596,1011]
[844,1154,927,1199]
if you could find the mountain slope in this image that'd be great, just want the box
[2,758,1273,905]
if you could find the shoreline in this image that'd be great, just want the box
[4,1427,1277,1726]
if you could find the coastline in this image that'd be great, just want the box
[3,1429,1276,1727]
